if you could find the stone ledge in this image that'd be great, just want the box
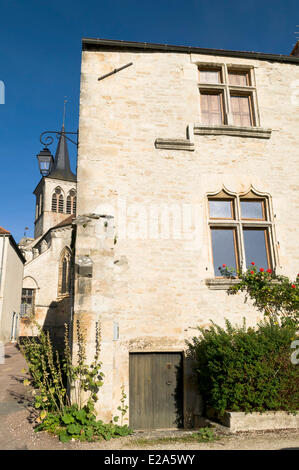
[194,124,272,139]
[208,410,299,433]
[155,138,195,151]
[205,278,240,290]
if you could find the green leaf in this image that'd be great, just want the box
[59,431,72,443]
[61,414,75,424]
[67,423,82,435]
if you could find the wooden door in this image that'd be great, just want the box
[129,352,183,429]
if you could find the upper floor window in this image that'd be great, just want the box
[208,190,275,277]
[198,65,258,128]
[66,189,76,215]
[52,188,64,213]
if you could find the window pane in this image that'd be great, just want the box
[199,69,221,83]
[241,200,264,219]
[211,228,238,275]
[228,71,249,86]
[231,95,252,127]
[209,200,233,218]
[201,93,223,125]
[243,229,269,269]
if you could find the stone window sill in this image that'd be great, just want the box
[194,124,272,139]
[205,278,240,290]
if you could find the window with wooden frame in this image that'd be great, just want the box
[66,189,76,215]
[198,65,258,128]
[200,91,224,125]
[208,190,275,277]
[51,188,64,213]
[21,288,35,316]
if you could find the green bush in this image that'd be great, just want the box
[35,402,133,442]
[20,319,132,442]
[187,319,299,415]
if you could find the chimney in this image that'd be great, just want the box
[290,40,299,57]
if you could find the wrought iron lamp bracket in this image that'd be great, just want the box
[40,130,78,148]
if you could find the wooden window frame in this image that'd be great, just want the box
[242,226,272,270]
[199,67,223,84]
[209,198,235,220]
[208,193,274,277]
[200,90,225,125]
[230,92,255,127]
[198,64,259,128]
[211,226,240,277]
[21,288,36,315]
[240,198,266,221]
[228,69,250,86]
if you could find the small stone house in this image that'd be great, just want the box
[72,38,299,429]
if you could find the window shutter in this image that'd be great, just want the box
[201,92,223,125]
[228,71,249,86]
[231,95,252,127]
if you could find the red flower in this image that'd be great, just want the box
[260,268,264,272]
[251,262,255,265]
[291,284,296,289]
[250,270,254,275]
[266,269,272,274]
[297,274,299,277]
[222,264,226,268]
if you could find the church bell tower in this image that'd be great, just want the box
[33,126,77,239]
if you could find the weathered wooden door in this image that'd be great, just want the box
[129,352,183,429]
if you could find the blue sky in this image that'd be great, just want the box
[0,0,298,242]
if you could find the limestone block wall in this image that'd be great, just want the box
[74,46,299,426]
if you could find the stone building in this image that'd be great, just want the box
[72,38,299,429]
[19,128,77,349]
[0,227,25,343]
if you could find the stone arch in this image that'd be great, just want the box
[21,276,39,316]
[66,188,76,214]
[51,186,65,213]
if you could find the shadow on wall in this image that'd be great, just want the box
[20,297,71,353]
[43,297,71,352]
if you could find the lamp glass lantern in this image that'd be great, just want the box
[37,147,54,177]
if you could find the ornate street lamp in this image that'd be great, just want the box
[36,147,54,177]
[37,129,78,177]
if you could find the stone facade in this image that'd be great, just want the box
[19,223,73,350]
[0,232,25,343]
[73,40,299,429]
[19,130,77,350]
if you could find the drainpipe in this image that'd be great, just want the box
[10,312,16,341]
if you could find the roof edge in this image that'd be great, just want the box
[82,38,299,64]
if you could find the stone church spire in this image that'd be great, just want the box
[47,126,76,182]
